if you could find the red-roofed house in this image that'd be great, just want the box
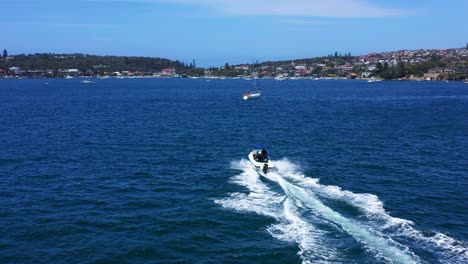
[348,72,359,79]
[162,68,176,77]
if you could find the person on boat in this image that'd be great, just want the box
[261,149,268,162]
[255,151,261,161]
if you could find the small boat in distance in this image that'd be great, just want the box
[243,74,263,100]
[80,80,95,84]
[243,66,263,100]
[275,74,287,81]
[248,146,273,174]
[243,89,261,100]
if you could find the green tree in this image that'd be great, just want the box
[397,61,407,78]
[376,62,384,74]
[312,66,322,75]
[352,65,363,75]
[2,49,7,58]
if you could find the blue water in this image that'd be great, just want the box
[0,78,467,263]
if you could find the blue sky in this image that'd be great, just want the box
[2,0,467,67]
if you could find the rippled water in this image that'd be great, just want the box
[0,78,467,263]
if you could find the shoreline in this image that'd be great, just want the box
[1,75,467,82]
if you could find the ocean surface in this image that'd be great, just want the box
[0,78,467,263]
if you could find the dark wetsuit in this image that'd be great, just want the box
[261,149,268,162]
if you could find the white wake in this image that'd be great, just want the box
[214,159,467,264]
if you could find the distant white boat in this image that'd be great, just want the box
[80,80,95,84]
[275,75,287,81]
[243,68,263,100]
[243,73,263,100]
[368,77,382,83]
[65,75,74,79]
[243,89,261,100]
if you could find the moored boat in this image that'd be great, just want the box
[243,89,261,100]
[242,67,263,100]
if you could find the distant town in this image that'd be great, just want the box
[1,45,467,81]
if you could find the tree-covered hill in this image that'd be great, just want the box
[0,53,204,76]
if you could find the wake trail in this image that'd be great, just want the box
[215,159,467,264]
[265,169,419,264]
[215,160,338,262]
[273,159,468,263]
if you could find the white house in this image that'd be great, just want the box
[9,67,21,75]
[65,69,80,76]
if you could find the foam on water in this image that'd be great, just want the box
[215,160,338,262]
[266,169,418,264]
[274,159,468,263]
[215,160,283,218]
[216,159,468,263]
[268,197,338,262]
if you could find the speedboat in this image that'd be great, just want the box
[80,79,95,84]
[248,146,273,174]
[243,89,261,100]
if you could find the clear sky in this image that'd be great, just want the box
[2,0,468,67]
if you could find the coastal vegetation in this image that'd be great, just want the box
[1,46,467,80]
[0,52,204,77]
[204,48,468,81]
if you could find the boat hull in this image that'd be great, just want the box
[248,150,273,173]
[242,88,261,100]
[243,93,261,100]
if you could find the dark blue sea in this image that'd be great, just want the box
[0,78,467,263]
